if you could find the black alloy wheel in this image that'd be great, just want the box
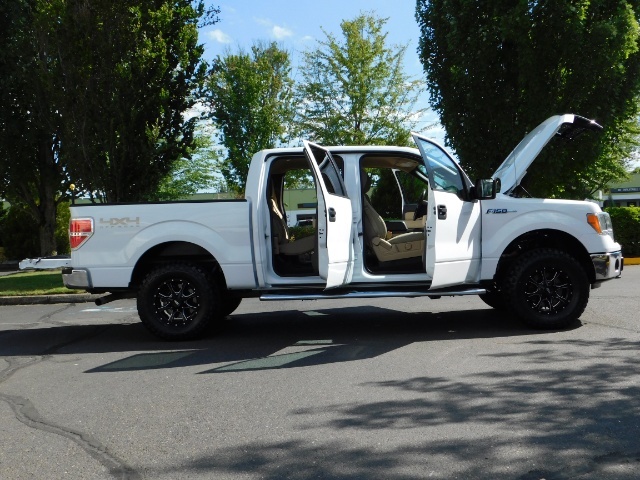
[522,265,573,315]
[153,276,201,327]
[137,263,220,341]
[503,248,589,329]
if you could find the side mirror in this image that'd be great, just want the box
[473,178,500,200]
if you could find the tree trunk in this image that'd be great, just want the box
[36,139,60,256]
[38,184,58,256]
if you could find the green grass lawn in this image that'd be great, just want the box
[0,270,81,296]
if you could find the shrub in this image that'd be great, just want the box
[0,205,39,259]
[605,207,640,257]
[288,224,315,241]
[0,202,71,260]
[55,202,71,255]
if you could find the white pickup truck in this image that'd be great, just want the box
[63,114,623,340]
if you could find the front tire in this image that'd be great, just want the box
[503,249,589,329]
[137,263,220,341]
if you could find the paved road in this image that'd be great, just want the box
[0,268,639,479]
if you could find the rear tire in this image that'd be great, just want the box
[503,248,589,329]
[137,263,220,341]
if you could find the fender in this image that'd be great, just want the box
[480,197,600,280]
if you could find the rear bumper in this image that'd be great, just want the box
[591,251,623,282]
[62,268,91,289]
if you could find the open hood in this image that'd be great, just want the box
[492,114,602,194]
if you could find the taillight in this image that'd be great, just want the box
[69,218,94,250]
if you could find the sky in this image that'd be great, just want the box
[196,2,639,170]
[198,0,444,141]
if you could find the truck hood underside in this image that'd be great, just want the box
[491,114,603,194]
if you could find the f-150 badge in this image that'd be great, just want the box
[485,209,517,214]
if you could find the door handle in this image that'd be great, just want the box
[328,207,336,222]
[437,205,447,220]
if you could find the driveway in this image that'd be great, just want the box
[0,268,638,479]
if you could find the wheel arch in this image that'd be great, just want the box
[130,241,228,290]
[494,229,595,285]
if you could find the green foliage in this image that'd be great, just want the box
[0,206,40,260]
[369,168,427,220]
[0,0,214,254]
[204,42,296,194]
[154,128,221,200]
[55,202,71,255]
[297,13,427,146]
[416,0,640,199]
[54,0,210,203]
[0,0,70,255]
[288,225,316,241]
[369,169,403,219]
[0,203,71,260]
[605,206,640,257]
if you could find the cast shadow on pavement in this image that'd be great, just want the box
[0,304,577,374]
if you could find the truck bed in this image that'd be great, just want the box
[69,200,255,290]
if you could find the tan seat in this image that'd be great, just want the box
[270,196,315,256]
[361,171,424,262]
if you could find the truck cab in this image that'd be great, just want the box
[255,137,488,293]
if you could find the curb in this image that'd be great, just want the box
[0,293,104,306]
[625,257,640,266]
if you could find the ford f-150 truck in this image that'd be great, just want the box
[63,114,623,340]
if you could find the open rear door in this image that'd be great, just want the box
[303,141,355,289]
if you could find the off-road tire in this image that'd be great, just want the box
[137,263,220,341]
[503,248,589,329]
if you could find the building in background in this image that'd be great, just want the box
[604,173,640,207]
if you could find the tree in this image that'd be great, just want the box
[296,12,427,147]
[0,0,70,256]
[416,0,640,199]
[0,1,216,255]
[55,0,215,203]
[154,126,222,200]
[204,42,296,194]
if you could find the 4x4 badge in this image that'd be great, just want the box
[99,217,141,227]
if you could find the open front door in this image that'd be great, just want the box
[303,141,355,289]
[412,134,482,289]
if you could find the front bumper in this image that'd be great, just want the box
[62,268,91,289]
[591,251,623,282]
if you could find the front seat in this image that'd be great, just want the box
[361,170,424,262]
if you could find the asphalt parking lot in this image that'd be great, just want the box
[0,267,639,479]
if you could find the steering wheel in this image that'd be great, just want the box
[413,189,428,221]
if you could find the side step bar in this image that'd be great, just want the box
[260,287,486,301]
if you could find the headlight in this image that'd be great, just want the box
[586,212,614,239]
